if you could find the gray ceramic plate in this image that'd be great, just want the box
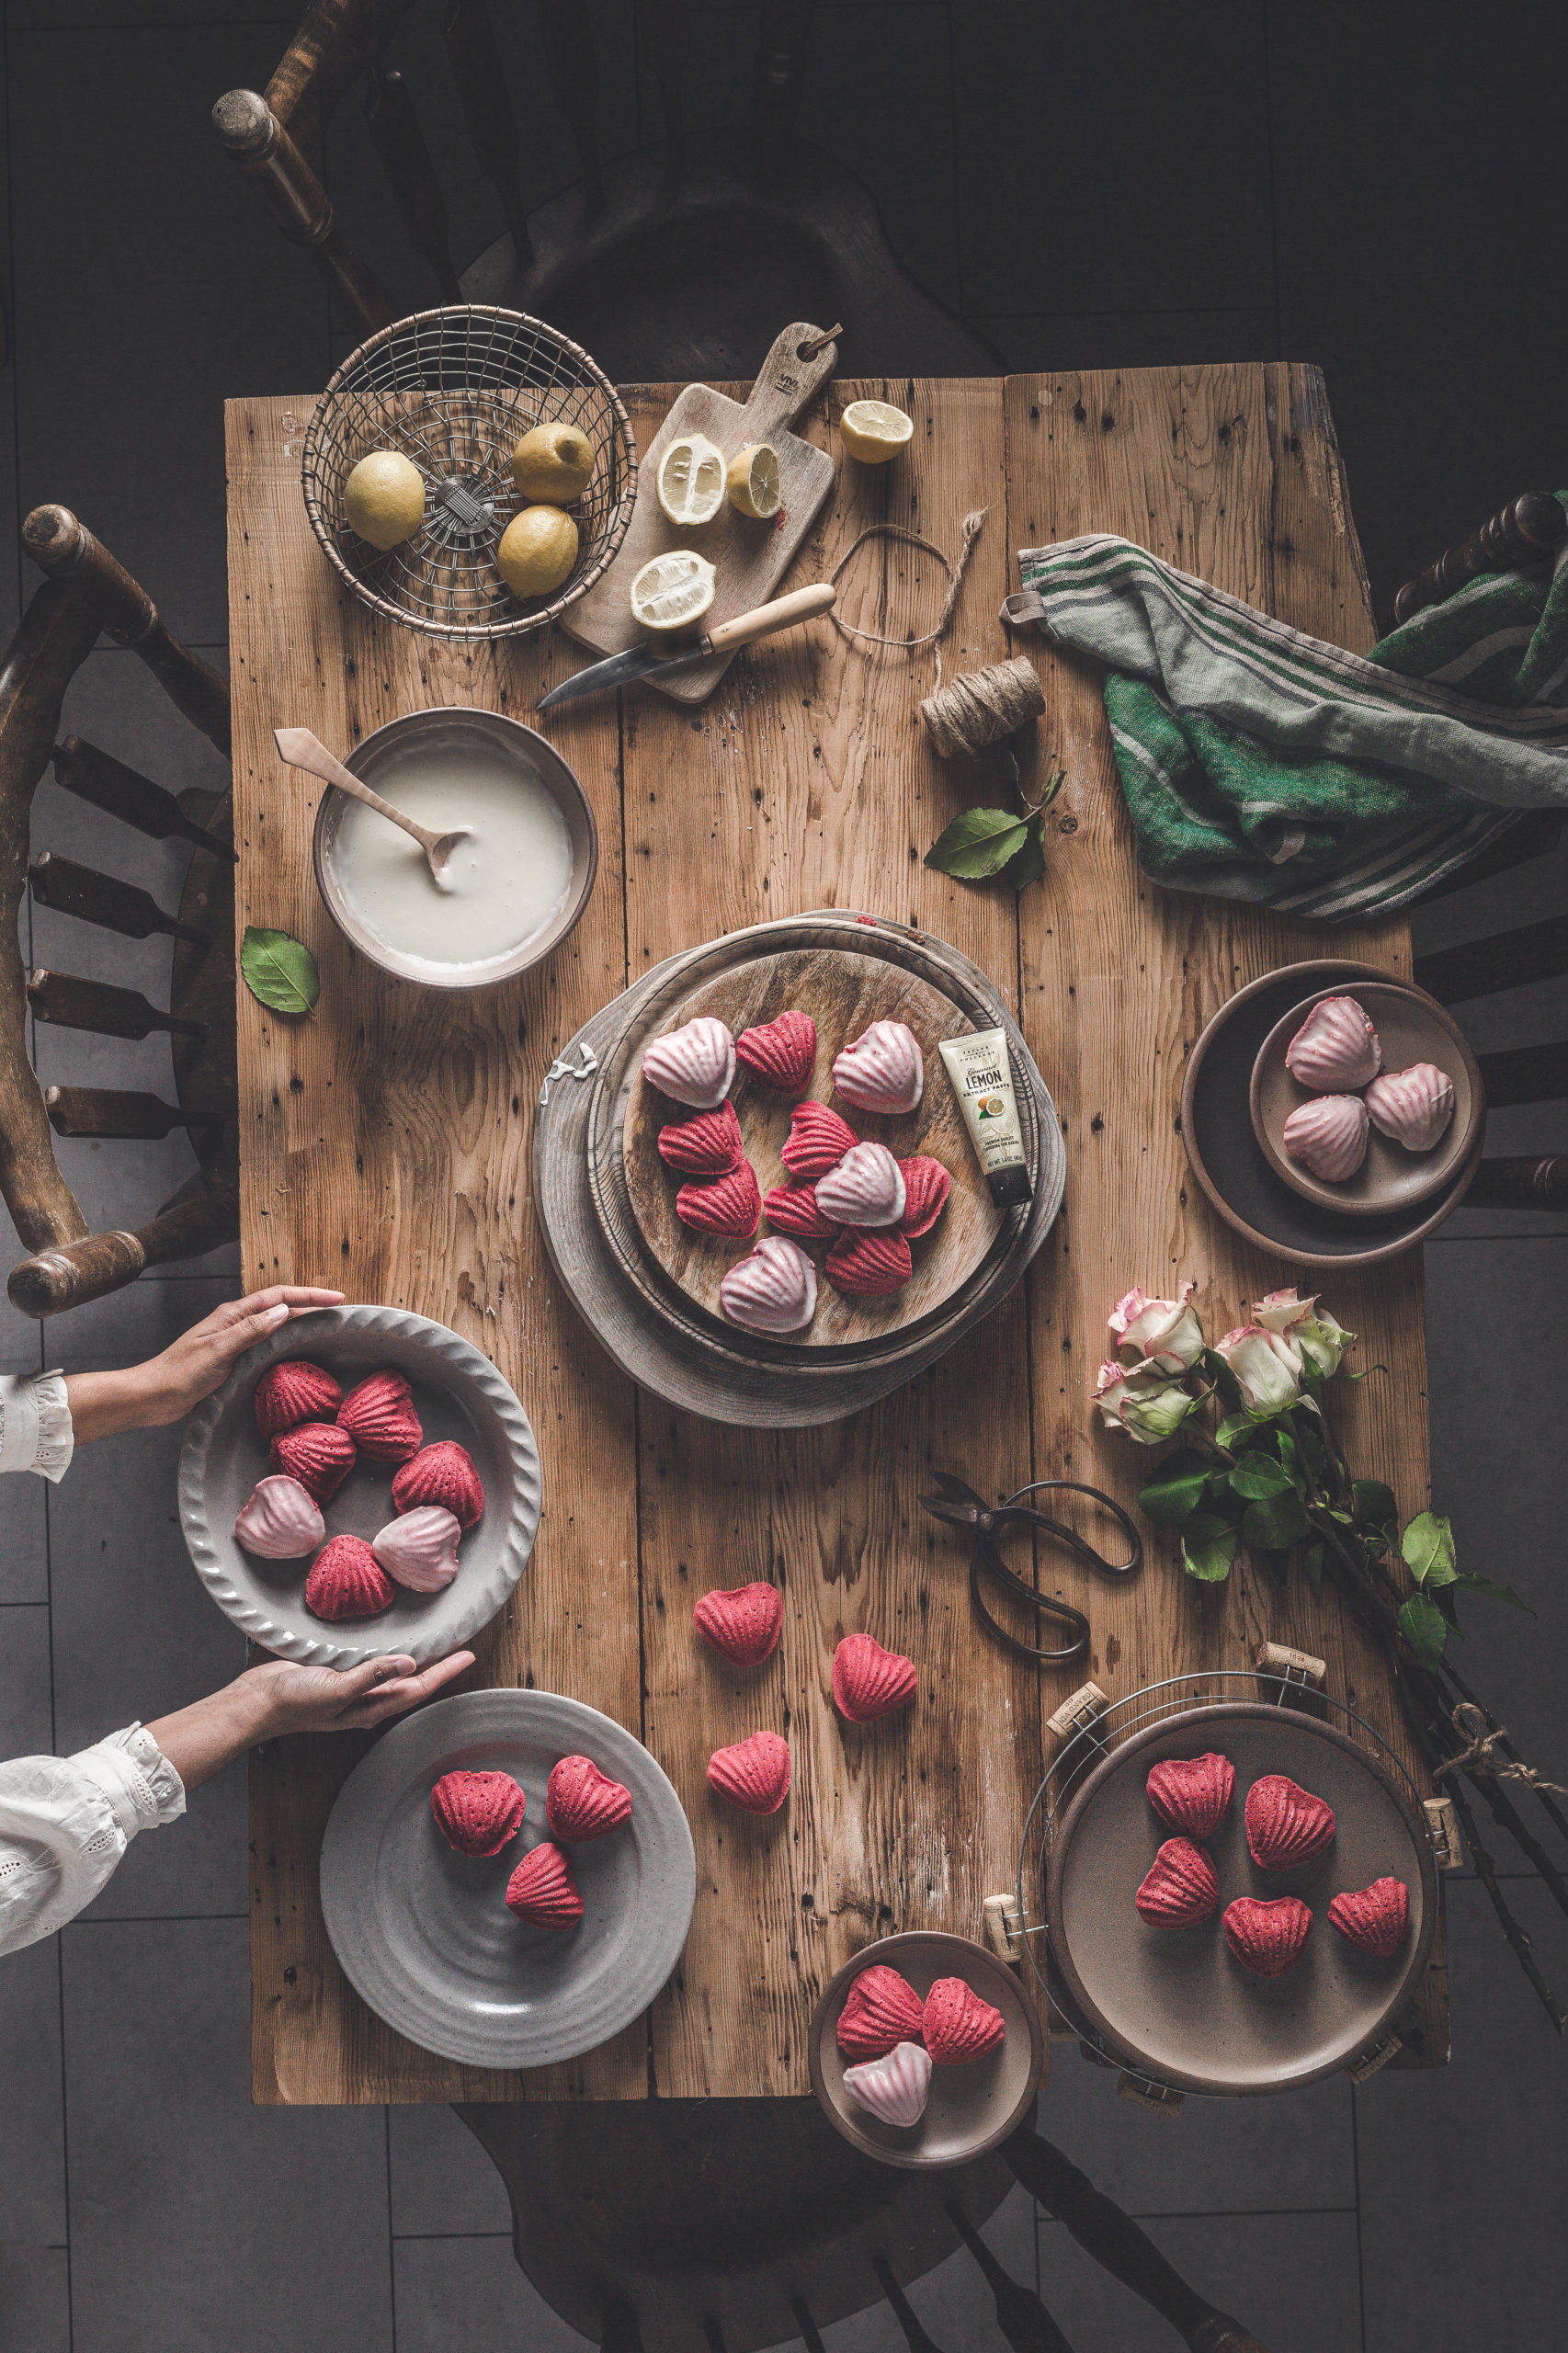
[808,1931,1043,2169]
[178,1304,541,1668]
[319,1688,696,2069]
[1046,1704,1437,2096]
[1250,981,1483,1215]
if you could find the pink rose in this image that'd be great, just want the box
[1108,1281,1203,1373]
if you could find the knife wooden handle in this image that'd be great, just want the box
[705,582,835,657]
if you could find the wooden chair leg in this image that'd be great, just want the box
[1462,1154,1568,1211]
[945,2202,1076,2353]
[211,88,395,336]
[365,66,460,302]
[1474,1039,1568,1106]
[440,1,534,265]
[8,1188,239,1318]
[51,738,234,858]
[1393,490,1567,625]
[1414,913,1568,1003]
[1003,2126,1269,2353]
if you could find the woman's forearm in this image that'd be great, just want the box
[62,1366,170,1445]
[144,1677,278,1793]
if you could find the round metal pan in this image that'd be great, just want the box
[1045,1703,1437,2096]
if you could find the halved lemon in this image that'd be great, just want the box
[726,441,781,520]
[838,399,914,465]
[630,549,718,634]
[656,434,726,527]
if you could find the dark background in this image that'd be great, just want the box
[0,4,1564,2349]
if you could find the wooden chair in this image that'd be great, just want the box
[0,506,238,1319]
[455,2101,1267,2352]
[212,0,999,381]
[1413,917,1568,1212]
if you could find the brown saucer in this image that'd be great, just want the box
[1045,1704,1437,2097]
[809,1931,1043,2169]
[1251,982,1482,1215]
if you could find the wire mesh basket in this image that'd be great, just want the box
[301,305,637,643]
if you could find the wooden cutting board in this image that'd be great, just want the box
[562,321,839,703]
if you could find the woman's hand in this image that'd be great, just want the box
[64,1285,346,1443]
[146,1649,476,1791]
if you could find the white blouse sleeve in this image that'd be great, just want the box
[0,1370,74,1482]
[0,1725,186,1956]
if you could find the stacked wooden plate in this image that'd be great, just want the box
[534,911,1064,1425]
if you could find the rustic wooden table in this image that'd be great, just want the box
[227,365,1445,2107]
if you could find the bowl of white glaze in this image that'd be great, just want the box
[312,705,597,990]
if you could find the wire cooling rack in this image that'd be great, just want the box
[301,305,636,642]
[1012,1669,1427,2079]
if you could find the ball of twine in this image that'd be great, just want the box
[920,655,1046,759]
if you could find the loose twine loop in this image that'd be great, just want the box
[1437,1701,1568,1795]
[827,508,988,687]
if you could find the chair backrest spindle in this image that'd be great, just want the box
[366,66,461,301]
[440,0,534,266]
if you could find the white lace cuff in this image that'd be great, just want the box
[0,1370,74,1482]
[74,1723,187,1837]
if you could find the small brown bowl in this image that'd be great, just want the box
[312,706,597,992]
[808,1930,1043,2170]
[1250,981,1483,1216]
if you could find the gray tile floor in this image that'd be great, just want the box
[0,4,1564,2349]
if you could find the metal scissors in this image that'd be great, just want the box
[918,1471,1142,1664]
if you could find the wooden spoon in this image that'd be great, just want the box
[274,726,472,892]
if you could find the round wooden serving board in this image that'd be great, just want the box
[620,949,1000,1347]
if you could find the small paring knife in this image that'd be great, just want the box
[536,582,836,712]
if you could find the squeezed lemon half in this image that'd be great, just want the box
[838,399,914,464]
[726,441,782,519]
[630,550,718,634]
[656,434,727,527]
[497,506,578,598]
[344,450,426,551]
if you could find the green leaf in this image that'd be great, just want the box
[1398,1590,1449,1668]
[1005,818,1046,892]
[1276,1427,1301,1480]
[1354,1480,1400,1540]
[1450,1571,1531,1614]
[1138,1449,1212,1529]
[241,926,320,1016]
[1256,1547,1293,1586]
[925,807,1031,879]
[1402,1510,1457,1588]
[1301,1541,1325,1586]
[1229,1455,1293,1502]
[1215,1412,1256,1450]
[1242,1490,1313,1551]
[1180,1511,1240,1583]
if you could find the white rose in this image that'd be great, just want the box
[1108,1280,1204,1373]
[1215,1322,1301,1414]
[1092,1358,1199,1444]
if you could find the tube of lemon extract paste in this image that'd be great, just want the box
[938,1029,1032,1207]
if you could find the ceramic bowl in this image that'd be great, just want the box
[1250,980,1483,1215]
[312,706,597,991]
[178,1303,541,1668]
[808,1930,1043,2169]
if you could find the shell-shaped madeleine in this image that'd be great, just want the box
[693,1581,783,1665]
[780,1098,858,1180]
[1281,1093,1369,1183]
[642,1016,735,1109]
[833,1633,918,1722]
[843,2040,933,2128]
[1365,1063,1454,1153]
[762,1182,840,1241]
[899,1155,951,1239]
[546,1754,632,1841]
[253,1358,343,1438]
[505,1840,584,1928]
[832,1019,924,1115]
[1327,1875,1409,1959]
[824,1227,913,1299]
[719,1235,817,1334]
[304,1532,395,1621]
[816,1142,907,1230]
[1222,1894,1312,1977]
[734,1009,817,1094]
[270,1420,357,1504]
[1245,1774,1335,1870]
[707,1729,791,1814]
[676,1160,761,1239]
[1134,1836,1220,1928]
[391,1440,484,1530]
[835,1963,926,2060]
[657,1101,745,1175]
[1284,995,1381,1090]
[233,1473,325,1560]
[922,1975,1006,2064]
[372,1505,462,1592]
[430,1769,525,1857]
[338,1369,423,1462]
[1146,1752,1235,1839]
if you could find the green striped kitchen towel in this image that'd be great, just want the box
[1002,514,1568,919]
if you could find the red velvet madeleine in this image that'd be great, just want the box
[392,1440,485,1529]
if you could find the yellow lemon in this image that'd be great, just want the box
[512,422,596,503]
[629,550,717,634]
[343,450,426,551]
[496,505,579,599]
[726,442,781,519]
[838,399,914,465]
[656,434,727,527]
